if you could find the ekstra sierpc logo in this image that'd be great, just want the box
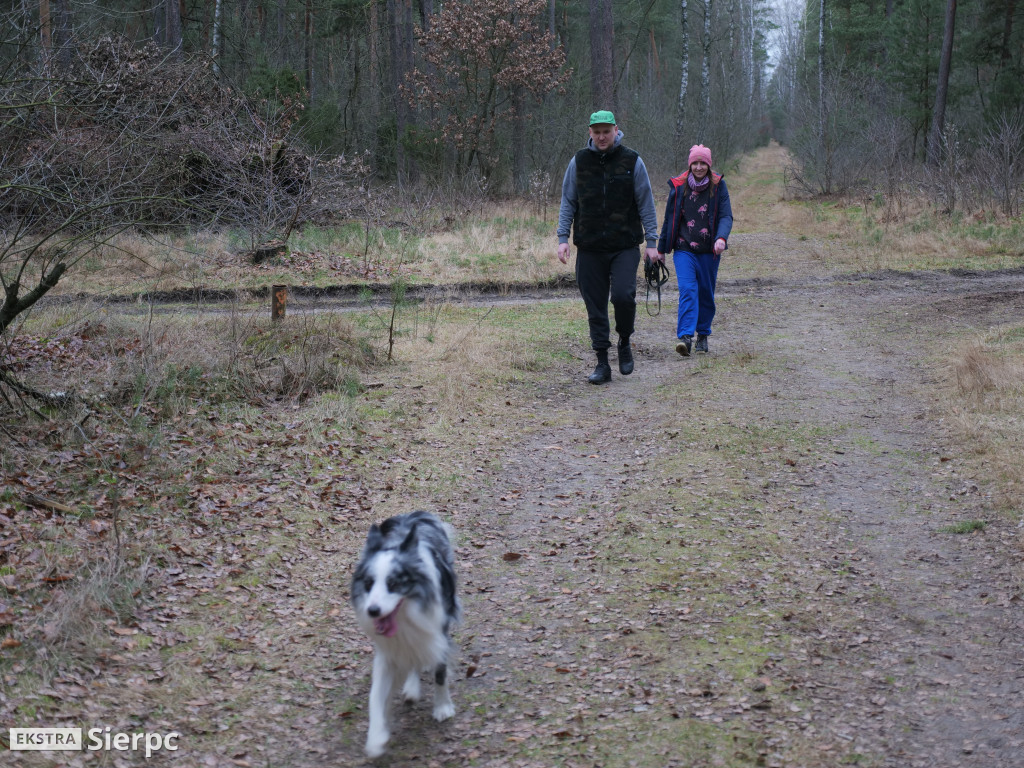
[9,728,82,750]
[9,727,180,757]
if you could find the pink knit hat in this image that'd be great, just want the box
[688,144,712,168]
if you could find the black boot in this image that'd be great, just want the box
[675,335,692,357]
[617,336,634,375]
[695,334,709,353]
[588,350,612,384]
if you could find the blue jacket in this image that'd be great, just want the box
[657,171,733,255]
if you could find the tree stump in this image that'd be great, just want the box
[250,240,287,264]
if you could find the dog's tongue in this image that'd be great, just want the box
[374,602,402,637]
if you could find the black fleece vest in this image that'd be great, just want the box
[573,144,643,252]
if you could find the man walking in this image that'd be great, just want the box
[557,111,662,384]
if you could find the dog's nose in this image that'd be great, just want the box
[367,605,380,618]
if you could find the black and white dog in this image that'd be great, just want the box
[350,511,460,758]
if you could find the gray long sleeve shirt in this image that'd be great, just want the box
[556,130,659,249]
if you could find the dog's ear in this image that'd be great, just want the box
[399,522,420,552]
[364,524,384,553]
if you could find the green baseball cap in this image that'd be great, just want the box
[589,110,616,126]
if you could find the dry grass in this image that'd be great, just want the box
[40,201,565,298]
[944,331,1024,514]
[18,304,374,411]
[373,301,577,429]
[726,142,1024,275]
[33,553,148,652]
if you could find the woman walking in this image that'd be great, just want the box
[656,144,733,355]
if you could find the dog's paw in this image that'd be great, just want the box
[401,675,421,704]
[365,735,389,759]
[432,701,455,722]
[365,726,389,758]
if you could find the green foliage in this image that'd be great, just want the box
[299,101,344,151]
[244,62,304,102]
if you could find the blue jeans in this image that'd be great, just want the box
[673,250,719,338]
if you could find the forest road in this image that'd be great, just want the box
[316,239,1024,766]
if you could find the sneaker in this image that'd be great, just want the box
[588,361,612,384]
[617,339,634,375]
[675,335,692,357]
[695,334,708,353]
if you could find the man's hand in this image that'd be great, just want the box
[713,238,726,256]
[645,247,663,264]
[558,243,571,264]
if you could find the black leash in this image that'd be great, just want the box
[643,257,670,316]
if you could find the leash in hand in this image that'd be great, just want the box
[643,257,670,316]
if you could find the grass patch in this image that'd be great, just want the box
[939,520,987,534]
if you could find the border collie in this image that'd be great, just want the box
[350,511,460,758]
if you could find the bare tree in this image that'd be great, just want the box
[1,35,357,349]
[981,109,1024,216]
[404,0,570,182]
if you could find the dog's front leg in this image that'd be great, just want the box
[366,653,394,757]
[432,662,455,721]
[401,669,421,703]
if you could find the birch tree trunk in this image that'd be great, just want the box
[818,0,827,191]
[212,0,223,77]
[675,0,689,146]
[748,0,756,113]
[699,0,712,140]
[927,0,957,166]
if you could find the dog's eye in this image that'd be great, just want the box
[386,576,401,591]
[363,577,374,591]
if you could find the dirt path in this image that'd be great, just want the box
[11,149,1024,768]
[310,250,1024,765]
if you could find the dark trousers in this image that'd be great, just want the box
[575,246,641,351]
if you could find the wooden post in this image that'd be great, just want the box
[272,285,287,320]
